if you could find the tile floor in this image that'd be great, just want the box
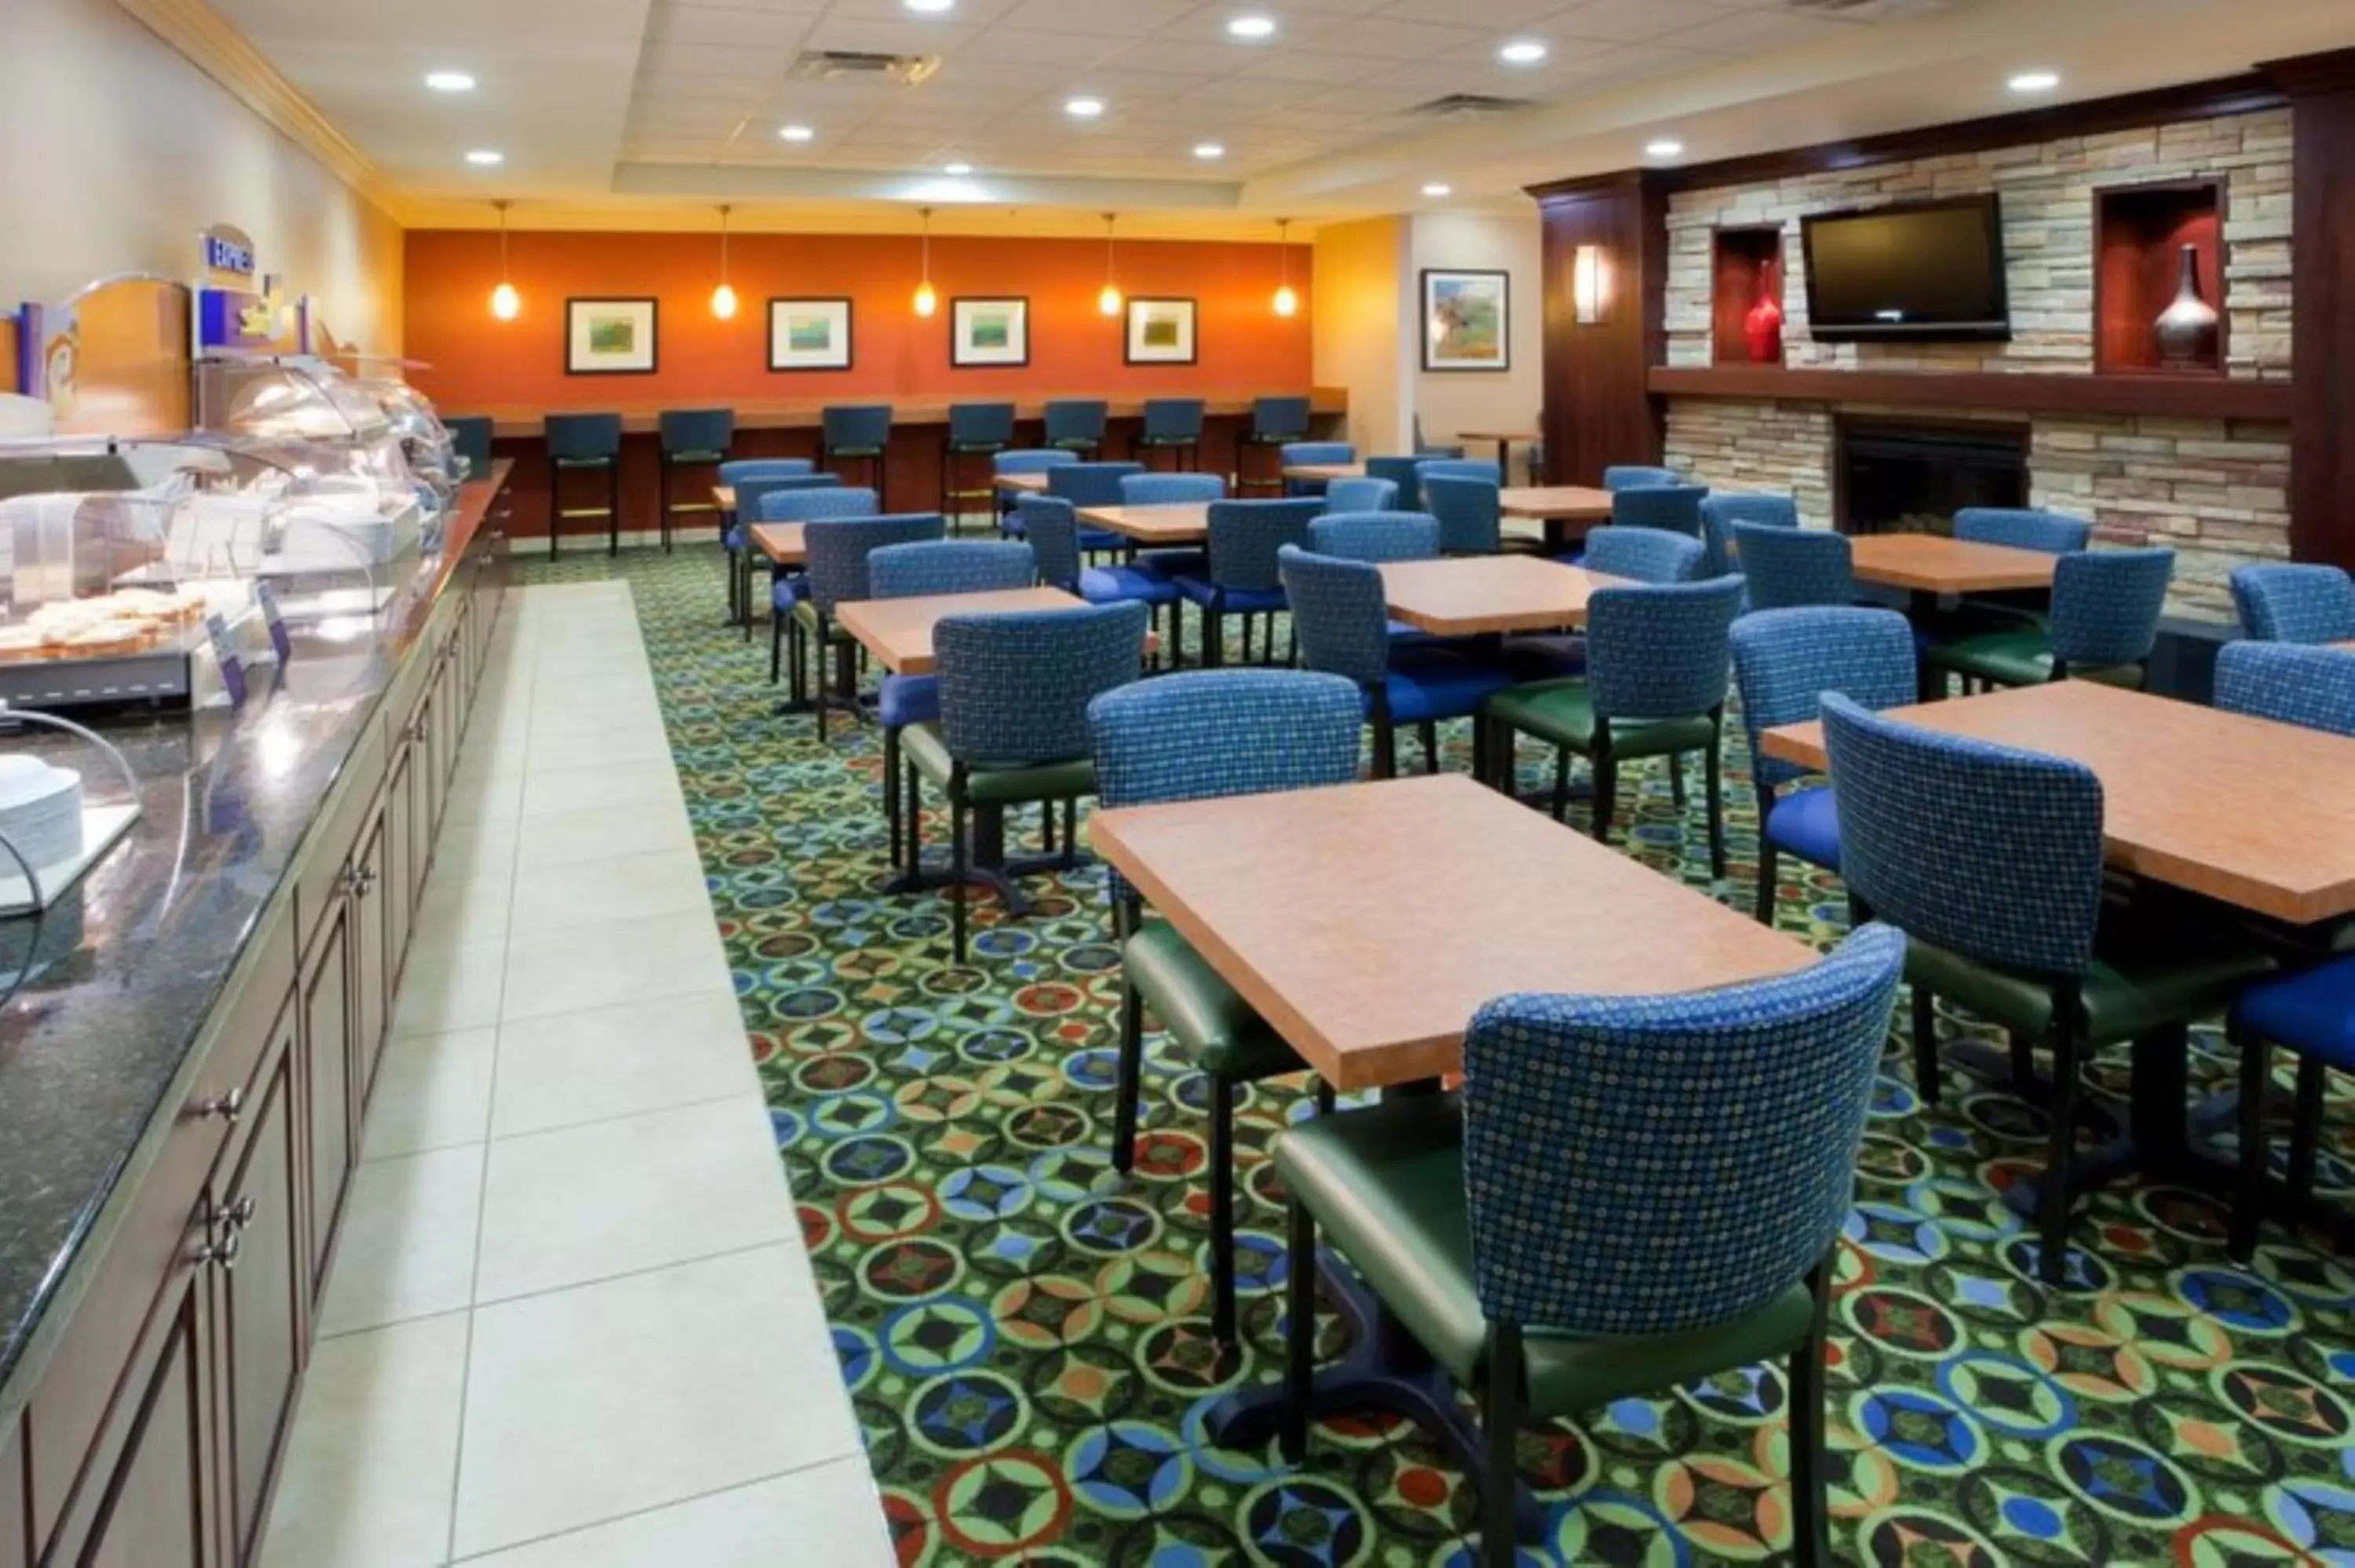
[259,582,893,1568]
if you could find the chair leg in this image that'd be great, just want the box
[1590,753,1616,844]
[1703,727,1727,881]
[884,727,903,868]
[1240,614,1254,665]
[1061,798,1079,869]
[1911,986,1941,1105]
[1209,1074,1238,1346]
[608,465,620,557]
[903,761,923,880]
[548,468,561,561]
[950,799,969,965]
[1788,1259,1833,1568]
[1280,1196,1316,1464]
[1373,720,1398,781]
[1754,836,1780,925]
[2229,1016,2268,1263]
[2038,1014,2083,1286]
[1112,979,1144,1175]
[1668,754,1688,808]
[1418,720,1440,775]
[2289,1054,2326,1201]
[1472,715,1492,784]
[1203,609,1224,669]
[1481,1323,1524,1568]
[769,603,784,684]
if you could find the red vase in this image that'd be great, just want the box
[1744,292,1784,364]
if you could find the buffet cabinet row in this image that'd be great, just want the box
[0,509,509,1567]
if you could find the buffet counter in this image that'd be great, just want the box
[0,462,513,1568]
[474,386,1349,439]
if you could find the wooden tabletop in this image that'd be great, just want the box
[834,587,1157,675]
[1283,463,1364,483]
[714,484,736,512]
[1075,503,1210,545]
[995,472,1050,495]
[1498,485,1612,521]
[1461,429,1543,443]
[1091,773,1816,1090]
[748,523,805,566]
[1378,555,1623,636]
[1762,681,2355,924]
[1849,534,2061,593]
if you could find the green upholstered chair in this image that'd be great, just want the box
[656,408,734,553]
[1043,399,1108,459]
[821,403,893,503]
[1276,924,1907,1566]
[1239,396,1313,492]
[543,412,623,560]
[1089,669,1364,1344]
[940,403,1016,534]
[1923,547,2174,695]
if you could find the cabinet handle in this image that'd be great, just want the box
[338,864,363,898]
[190,1085,245,1124]
[227,1195,258,1231]
[192,1226,243,1271]
[357,866,380,897]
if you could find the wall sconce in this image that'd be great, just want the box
[1572,244,1609,325]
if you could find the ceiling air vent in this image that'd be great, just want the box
[1784,0,1948,16]
[1405,93,1535,120]
[785,49,942,86]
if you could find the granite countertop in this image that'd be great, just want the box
[0,464,509,1421]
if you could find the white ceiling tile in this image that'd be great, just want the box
[995,0,1199,38]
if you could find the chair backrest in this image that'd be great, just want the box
[658,408,734,457]
[1586,576,1743,720]
[802,512,945,611]
[2213,642,2355,737]
[719,457,815,483]
[1736,523,1853,611]
[822,403,893,449]
[1142,399,1206,440]
[947,402,1016,447]
[1417,458,1503,485]
[1206,498,1324,592]
[1281,441,1356,468]
[1120,472,1225,507]
[937,602,1148,765]
[445,415,493,476]
[1090,669,1364,811]
[1043,399,1108,443]
[1730,607,1917,788]
[1364,456,1426,510]
[1462,924,1904,1336]
[868,539,1035,600]
[1611,483,1707,538]
[1603,465,1679,491]
[756,484,876,525]
[738,472,844,520]
[2229,563,2355,644]
[1014,496,1081,590]
[1252,396,1313,442]
[2049,547,2173,669]
[993,448,1079,477]
[1308,512,1439,563]
[1698,492,1798,578]
[1421,474,1502,554]
[1953,507,2090,554]
[544,412,621,462]
[1324,476,1397,513]
[1046,461,1148,508]
[1278,545,1391,686]
[1581,525,1704,584]
[1820,691,2105,977]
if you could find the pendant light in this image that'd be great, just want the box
[1097,213,1123,318]
[710,205,739,319]
[912,206,939,318]
[1272,217,1299,318]
[488,200,520,321]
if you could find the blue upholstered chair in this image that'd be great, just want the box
[990,449,1079,536]
[1017,495,1178,651]
[1603,465,1679,491]
[1173,499,1322,666]
[902,602,1149,961]
[445,415,493,483]
[1364,455,1428,511]
[1282,545,1512,779]
[1954,506,2090,554]
[1418,458,1503,486]
[1279,440,1356,497]
[656,408,734,554]
[1309,512,1438,563]
[1610,483,1707,541]
[1737,524,1854,611]
[1089,669,1364,1344]
[544,412,623,560]
[2214,639,2355,737]
[1484,576,1743,877]
[1924,548,2174,695]
[796,509,942,738]
[1043,398,1108,458]
[1323,476,1397,513]
[1700,492,1798,580]
[941,403,1017,531]
[1818,691,2273,1284]
[1139,398,1207,472]
[1045,461,1148,556]
[1241,396,1314,492]
[1580,525,1705,584]
[2229,563,2355,644]
[820,403,893,501]
[1422,474,1503,554]
[716,458,827,625]
[1730,608,1917,924]
[1276,924,1907,1566]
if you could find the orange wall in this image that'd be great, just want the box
[403,229,1313,414]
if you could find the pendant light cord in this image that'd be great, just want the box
[718,204,731,285]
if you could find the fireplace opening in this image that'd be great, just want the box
[1836,418,2029,536]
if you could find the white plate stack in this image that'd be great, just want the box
[0,754,86,873]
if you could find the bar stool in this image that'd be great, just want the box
[1043,399,1108,460]
[544,412,623,559]
[822,404,893,505]
[1238,396,1311,494]
[940,403,1014,534]
[656,408,734,554]
[1137,399,1205,472]
[446,416,493,483]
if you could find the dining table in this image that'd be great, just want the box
[1378,554,1623,636]
[1072,503,1210,548]
[1497,484,1613,552]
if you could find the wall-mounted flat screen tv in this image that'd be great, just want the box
[1800,195,2010,341]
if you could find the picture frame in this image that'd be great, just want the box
[564,297,659,375]
[950,297,1030,368]
[767,297,853,372]
[1123,297,1198,365]
[1420,269,1510,372]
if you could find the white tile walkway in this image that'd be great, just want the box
[261,582,892,1568]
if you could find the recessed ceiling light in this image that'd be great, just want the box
[1066,96,1106,119]
[1499,39,1548,64]
[1422,182,1451,197]
[2008,69,2061,93]
[1645,138,1685,159]
[780,123,815,142]
[904,0,955,11]
[944,161,973,175]
[425,71,475,93]
[464,149,504,166]
[1194,141,1226,160]
[1227,14,1276,39]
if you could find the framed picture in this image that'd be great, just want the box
[767,297,853,371]
[951,297,1029,367]
[1124,297,1198,365]
[1421,269,1510,372]
[564,297,658,374]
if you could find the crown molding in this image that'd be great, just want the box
[111,0,409,222]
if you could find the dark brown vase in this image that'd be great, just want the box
[2153,243,2219,370]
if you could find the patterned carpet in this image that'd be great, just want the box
[521,547,2355,1566]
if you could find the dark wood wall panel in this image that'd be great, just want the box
[2266,49,2355,571]
[1534,175,1667,486]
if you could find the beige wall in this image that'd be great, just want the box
[1311,217,1412,457]
[1408,212,1544,472]
[1,0,403,356]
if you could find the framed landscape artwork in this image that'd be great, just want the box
[1421,269,1510,371]
[564,297,659,374]
[1124,297,1198,365]
[768,297,853,371]
[951,297,1030,367]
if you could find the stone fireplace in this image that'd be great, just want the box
[1837,418,2029,536]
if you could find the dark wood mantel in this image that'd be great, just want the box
[1648,366,2296,423]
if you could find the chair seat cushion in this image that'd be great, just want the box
[1381,652,1515,725]
[947,440,1006,454]
[1926,630,2141,690]
[901,723,1097,804]
[1275,1096,1819,1416]
[771,577,809,613]
[828,445,886,459]
[1125,923,1303,1081]
[1137,549,1208,581]
[1174,578,1287,614]
[1079,565,1179,607]
[879,674,939,730]
[1484,679,1716,759]
[553,455,614,469]
[2237,957,2355,1068]
[1763,785,1842,870]
[790,600,855,642]
[1140,434,1199,446]
[1909,917,2276,1047]
[665,448,728,465]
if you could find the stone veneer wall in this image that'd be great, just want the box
[1659,109,2295,620]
